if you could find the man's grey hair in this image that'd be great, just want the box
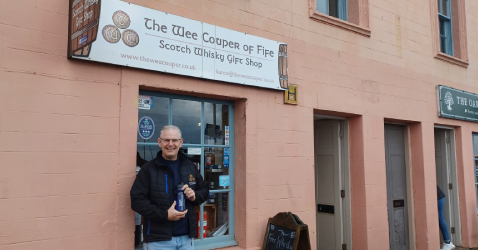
[159,125,182,139]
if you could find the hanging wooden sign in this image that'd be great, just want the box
[262,212,311,250]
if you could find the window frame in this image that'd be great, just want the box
[309,0,370,37]
[430,0,469,67]
[137,90,237,250]
[438,0,454,56]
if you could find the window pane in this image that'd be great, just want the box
[475,159,478,181]
[211,192,230,237]
[196,196,230,238]
[476,184,478,214]
[172,99,202,144]
[196,146,231,238]
[437,0,441,13]
[440,37,446,53]
[338,0,348,21]
[441,0,448,16]
[137,145,160,167]
[329,0,339,18]
[137,96,169,142]
[439,19,446,36]
[204,103,230,145]
[204,147,230,181]
[316,0,327,15]
[473,135,478,156]
[180,147,201,171]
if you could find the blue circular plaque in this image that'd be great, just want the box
[138,116,155,140]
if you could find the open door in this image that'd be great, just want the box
[314,119,351,250]
[434,127,462,246]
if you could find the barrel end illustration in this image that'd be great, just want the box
[278,44,289,89]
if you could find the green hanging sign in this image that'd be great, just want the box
[438,85,478,122]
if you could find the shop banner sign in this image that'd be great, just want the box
[438,85,478,122]
[68,0,289,90]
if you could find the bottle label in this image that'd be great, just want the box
[206,156,212,165]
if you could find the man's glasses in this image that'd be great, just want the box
[160,138,182,144]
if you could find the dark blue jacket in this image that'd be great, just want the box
[130,151,208,242]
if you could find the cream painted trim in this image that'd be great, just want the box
[308,0,371,37]
[435,53,469,68]
[405,126,417,250]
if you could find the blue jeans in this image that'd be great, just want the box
[143,235,194,250]
[438,197,451,243]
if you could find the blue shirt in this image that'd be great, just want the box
[161,154,190,236]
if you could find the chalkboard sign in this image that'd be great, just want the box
[265,223,296,250]
[262,212,311,250]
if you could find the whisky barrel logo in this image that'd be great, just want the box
[69,0,101,58]
[102,10,140,47]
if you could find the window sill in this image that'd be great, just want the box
[309,10,371,37]
[194,238,237,250]
[435,52,469,68]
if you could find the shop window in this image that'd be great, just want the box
[135,91,236,250]
[473,134,478,214]
[309,0,371,36]
[431,0,469,67]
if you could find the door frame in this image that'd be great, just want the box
[403,126,416,250]
[313,114,352,250]
[434,125,462,246]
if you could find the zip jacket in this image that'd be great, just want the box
[130,151,209,242]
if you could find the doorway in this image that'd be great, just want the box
[434,127,462,246]
[314,118,351,250]
[384,124,410,250]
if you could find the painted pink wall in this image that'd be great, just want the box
[2,0,478,250]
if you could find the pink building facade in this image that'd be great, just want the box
[2,0,478,250]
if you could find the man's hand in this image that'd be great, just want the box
[167,201,188,221]
[183,184,196,201]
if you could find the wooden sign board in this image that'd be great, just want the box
[68,0,101,58]
[262,212,311,250]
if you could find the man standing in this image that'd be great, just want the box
[131,125,209,250]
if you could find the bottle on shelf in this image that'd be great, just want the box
[208,181,216,204]
[206,148,215,166]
